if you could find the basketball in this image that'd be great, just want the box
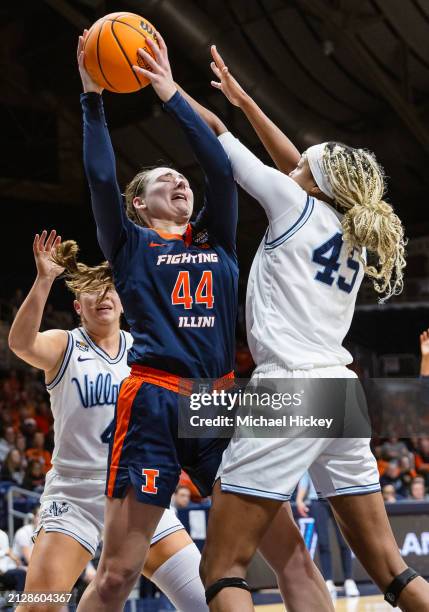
[83,12,158,93]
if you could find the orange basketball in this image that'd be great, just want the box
[83,12,159,93]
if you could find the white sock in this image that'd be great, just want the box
[150,542,208,611]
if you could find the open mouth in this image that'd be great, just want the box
[172,193,187,201]
[96,305,113,312]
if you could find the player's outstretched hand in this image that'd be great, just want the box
[33,230,64,281]
[420,329,429,357]
[133,32,177,103]
[210,45,247,107]
[77,31,104,94]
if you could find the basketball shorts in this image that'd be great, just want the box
[106,365,233,508]
[218,364,380,501]
[35,468,184,556]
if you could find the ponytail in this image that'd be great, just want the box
[323,143,406,301]
[52,240,113,299]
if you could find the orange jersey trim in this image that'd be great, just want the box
[130,365,234,396]
[106,376,143,497]
[149,224,193,244]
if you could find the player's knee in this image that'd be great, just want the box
[96,563,140,599]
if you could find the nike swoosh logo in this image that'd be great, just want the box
[77,356,94,362]
[149,242,167,247]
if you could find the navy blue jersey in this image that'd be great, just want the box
[82,91,238,378]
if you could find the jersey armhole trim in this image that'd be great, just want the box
[46,332,74,390]
[264,196,314,250]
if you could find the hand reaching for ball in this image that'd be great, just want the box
[77,30,104,95]
[210,45,247,107]
[133,31,177,103]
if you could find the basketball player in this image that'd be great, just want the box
[181,47,429,611]
[8,231,209,611]
[76,28,339,612]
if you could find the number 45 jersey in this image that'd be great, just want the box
[217,132,364,371]
[47,328,133,477]
[247,194,364,370]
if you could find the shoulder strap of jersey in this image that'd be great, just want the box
[46,331,74,391]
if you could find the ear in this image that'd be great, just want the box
[308,184,324,198]
[133,196,147,211]
[73,299,81,316]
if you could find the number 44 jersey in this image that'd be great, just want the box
[246,195,364,370]
[112,223,238,379]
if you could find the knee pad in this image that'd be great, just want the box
[205,577,250,605]
[384,568,419,607]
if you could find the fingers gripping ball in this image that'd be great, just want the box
[84,12,159,93]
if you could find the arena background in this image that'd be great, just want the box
[1,1,429,610]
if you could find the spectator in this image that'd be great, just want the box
[12,505,40,567]
[379,460,408,498]
[410,477,428,501]
[172,485,191,510]
[26,432,51,473]
[21,417,37,449]
[380,437,409,461]
[296,473,359,599]
[0,528,26,591]
[15,433,28,469]
[0,449,25,486]
[0,426,16,462]
[22,460,45,492]
[34,401,52,435]
[399,455,416,490]
[382,484,397,503]
[414,436,429,487]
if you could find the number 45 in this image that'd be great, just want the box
[312,232,360,294]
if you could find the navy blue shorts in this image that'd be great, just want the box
[106,367,231,508]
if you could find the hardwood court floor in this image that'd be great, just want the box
[256,595,391,611]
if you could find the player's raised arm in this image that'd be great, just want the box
[78,32,132,263]
[8,231,68,374]
[420,329,429,376]
[210,45,301,173]
[177,58,306,226]
[133,33,237,254]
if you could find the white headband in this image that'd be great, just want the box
[305,143,334,200]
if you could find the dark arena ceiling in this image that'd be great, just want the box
[2,0,429,297]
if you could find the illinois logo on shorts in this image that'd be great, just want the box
[142,468,159,494]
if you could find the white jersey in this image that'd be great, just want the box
[219,132,364,370]
[47,327,133,477]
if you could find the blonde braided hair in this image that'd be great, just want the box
[322,142,406,302]
[51,240,113,301]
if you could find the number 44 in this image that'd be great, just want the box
[312,232,360,294]
[172,271,214,309]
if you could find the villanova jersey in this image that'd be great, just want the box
[46,327,133,476]
[219,131,364,370]
[246,198,364,369]
[112,224,238,378]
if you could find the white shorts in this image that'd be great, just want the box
[218,364,380,501]
[35,469,184,556]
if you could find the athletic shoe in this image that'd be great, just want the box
[344,578,360,597]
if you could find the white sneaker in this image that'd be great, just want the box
[325,580,337,599]
[344,579,360,597]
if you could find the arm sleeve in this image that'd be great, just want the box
[81,93,134,262]
[218,131,308,230]
[163,92,237,253]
